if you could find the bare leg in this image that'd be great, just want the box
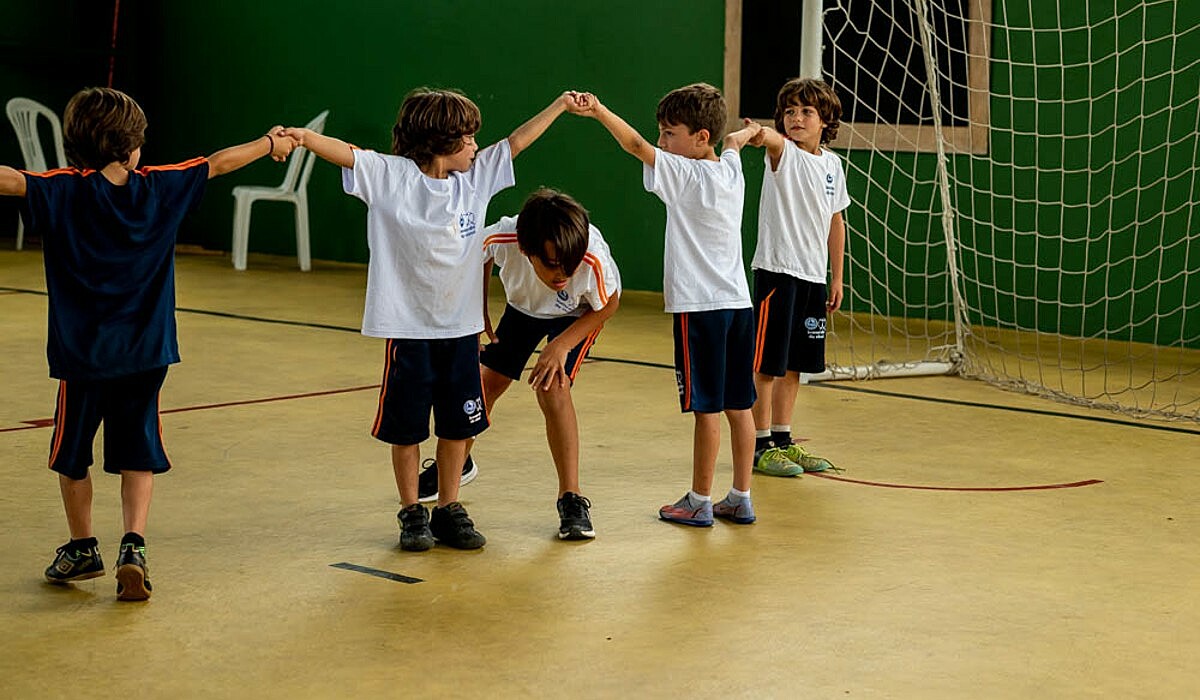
[725,408,756,492]
[119,471,154,535]
[58,473,93,539]
[392,443,421,506]
[752,372,776,431]
[435,438,468,506]
[771,371,802,427]
[536,382,579,496]
[691,411,721,497]
[465,367,514,459]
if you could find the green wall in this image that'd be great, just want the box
[142,0,728,292]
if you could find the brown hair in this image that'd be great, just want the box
[391,87,481,166]
[516,188,590,277]
[655,83,727,144]
[63,87,147,170]
[774,78,842,145]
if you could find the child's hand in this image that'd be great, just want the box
[267,126,297,162]
[568,92,600,117]
[744,118,766,147]
[528,339,571,391]
[279,127,311,148]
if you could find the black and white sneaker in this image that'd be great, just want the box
[417,455,480,503]
[556,492,596,540]
[429,502,486,550]
[397,503,434,552]
[45,542,105,583]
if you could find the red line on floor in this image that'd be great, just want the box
[0,384,381,433]
[808,473,1104,491]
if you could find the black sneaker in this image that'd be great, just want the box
[556,492,596,540]
[417,455,480,503]
[429,502,486,549]
[44,542,105,583]
[397,503,434,552]
[115,543,152,601]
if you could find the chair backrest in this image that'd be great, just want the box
[282,109,329,194]
[6,97,67,172]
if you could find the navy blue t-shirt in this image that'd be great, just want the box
[19,159,209,380]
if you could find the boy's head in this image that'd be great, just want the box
[655,83,727,157]
[63,87,147,171]
[392,87,482,170]
[516,188,590,290]
[774,78,841,146]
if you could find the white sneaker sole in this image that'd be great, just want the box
[418,460,480,503]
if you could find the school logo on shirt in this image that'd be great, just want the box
[804,316,827,340]
[825,173,836,197]
[457,212,478,238]
[553,289,574,313]
[463,397,484,423]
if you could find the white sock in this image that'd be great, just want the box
[770,424,791,433]
[688,490,712,504]
[729,487,750,501]
[756,428,771,439]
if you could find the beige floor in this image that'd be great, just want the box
[1,248,1198,699]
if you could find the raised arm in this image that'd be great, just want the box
[507,92,578,159]
[528,293,621,391]
[207,127,297,179]
[0,166,26,197]
[577,94,656,167]
[279,128,355,169]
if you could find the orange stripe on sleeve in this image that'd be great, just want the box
[138,156,208,174]
[23,167,91,179]
[583,255,608,306]
[482,232,518,248]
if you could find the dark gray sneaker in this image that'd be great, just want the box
[397,503,434,552]
[45,543,105,583]
[115,543,152,601]
[430,502,486,550]
[417,456,480,503]
[556,492,596,540]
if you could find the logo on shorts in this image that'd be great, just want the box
[463,397,484,423]
[457,212,478,238]
[675,370,686,397]
[805,316,827,340]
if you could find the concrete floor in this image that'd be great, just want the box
[1,248,1197,698]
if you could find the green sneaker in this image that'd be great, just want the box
[754,447,803,477]
[778,443,836,473]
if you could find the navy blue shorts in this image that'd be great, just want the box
[372,336,488,445]
[48,366,171,481]
[672,309,757,413]
[753,269,827,376]
[480,305,600,383]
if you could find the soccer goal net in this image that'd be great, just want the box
[811,0,1200,422]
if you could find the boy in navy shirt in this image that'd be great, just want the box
[0,87,296,600]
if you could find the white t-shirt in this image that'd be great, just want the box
[481,215,621,319]
[643,148,752,313]
[342,140,515,338]
[752,140,850,283]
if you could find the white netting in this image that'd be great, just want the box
[818,0,1200,421]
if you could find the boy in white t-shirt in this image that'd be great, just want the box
[745,78,850,477]
[576,84,763,527]
[282,88,579,551]
[457,188,621,540]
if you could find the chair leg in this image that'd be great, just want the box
[16,212,24,251]
[295,198,311,272]
[231,196,252,270]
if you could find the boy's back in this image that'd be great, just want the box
[644,147,751,313]
[20,159,208,380]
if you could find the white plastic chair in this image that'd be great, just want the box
[231,109,329,271]
[6,97,67,250]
